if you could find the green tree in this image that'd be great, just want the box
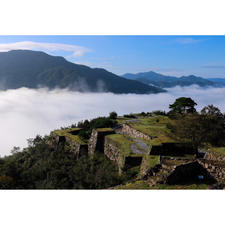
[168,105,225,150]
[169,97,197,115]
[168,113,204,152]
[200,105,225,146]
[109,111,118,120]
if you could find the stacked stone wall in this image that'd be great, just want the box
[88,129,115,156]
[104,138,124,174]
[50,132,87,157]
[121,124,151,140]
[198,159,225,184]
[204,152,225,161]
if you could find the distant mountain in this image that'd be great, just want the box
[122,71,217,88]
[0,50,165,94]
[207,78,225,86]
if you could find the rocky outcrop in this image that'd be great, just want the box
[121,124,151,140]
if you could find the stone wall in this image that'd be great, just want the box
[121,124,151,140]
[204,151,225,161]
[104,138,124,174]
[88,129,98,156]
[198,159,225,184]
[104,137,143,174]
[88,129,115,156]
[50,132,88,157]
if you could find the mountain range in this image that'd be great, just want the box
[0,50,164,94]
[122,71,225,88]
[0,50,224,93]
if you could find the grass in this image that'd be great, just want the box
[114,181,209,189]
[53,128,86,145]
[209,147,225,157]
[114,180,150,189]
[54,128,81,136]
[96,128,114,132]
[105,134,152,156]
[146,155,160,168]
[116,116,132,124]
[105,134,134,156]
[150,183,209,190]
[126,116,177,146]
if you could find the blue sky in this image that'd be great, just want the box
[0,35,224,78]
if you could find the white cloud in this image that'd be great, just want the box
[0,86,225,156]
[0,41,91,57]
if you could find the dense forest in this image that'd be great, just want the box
[0,97,225,189]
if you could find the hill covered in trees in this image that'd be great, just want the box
[0,50,164,94]
[0,98,225,189]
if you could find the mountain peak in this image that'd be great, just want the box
[0,50,165,94]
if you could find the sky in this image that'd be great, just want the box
[0,35,224,77]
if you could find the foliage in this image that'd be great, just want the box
[0,136,124,189]
[169,97,197,115]
[168,105,225,149]
[123,113,136,118]
[109,111,118,120]
[152,110,167,116]
[75,115,118,140]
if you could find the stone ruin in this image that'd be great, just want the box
[121,123,151,140]
[50,120,225,187]
[88,128,115,156]
[51,128,88,158]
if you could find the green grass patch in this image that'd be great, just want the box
[96,128,114,132]
[53,128,86,145]
[147,155,160,168]
[126,116,176,146]
[150,183,209,190]
[115,182,209,189]
[209,147,225,156]
[114,180,150,189]
[53,128,81,136]
[105,134,134,156]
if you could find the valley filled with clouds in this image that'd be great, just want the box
[1,85,225,156]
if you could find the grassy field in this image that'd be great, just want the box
[53,128,86,145]
[126,116,176,146]
[105,134,135,156]
[209,147,225,156]
[114,181,209,189]
[145,155,160,168]
[96,128,114,132]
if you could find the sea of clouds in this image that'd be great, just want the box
[0,85,225,156]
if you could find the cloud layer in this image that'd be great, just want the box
[0,41,90,57]
[0,86,225,156]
